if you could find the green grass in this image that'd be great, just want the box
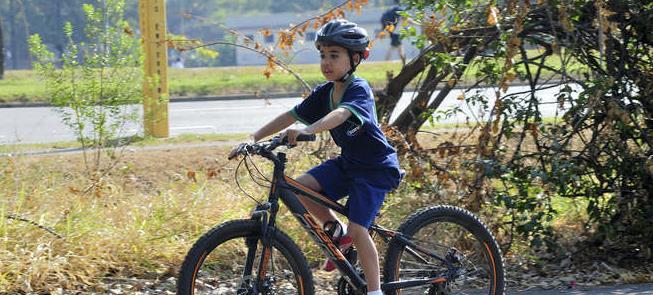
[0,49,585,104]
[0,70,49,103]
[0,133,249,155]
[0,61,405,103]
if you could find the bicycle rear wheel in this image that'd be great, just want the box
[177,219,314,295]
[383,205,504,295]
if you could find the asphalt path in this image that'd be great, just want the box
[0,84,581,144]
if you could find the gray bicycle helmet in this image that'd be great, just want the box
[315,19,370,81]
[315,19,370,53]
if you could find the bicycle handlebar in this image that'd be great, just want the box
[228,134,317,160]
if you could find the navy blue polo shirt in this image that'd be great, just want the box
[290,76,399,170]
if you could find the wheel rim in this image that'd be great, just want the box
[191,233,304,295]
[395,220,497,295]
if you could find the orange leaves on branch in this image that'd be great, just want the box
[487,5,500,26]
[278,30,296,51]
[299,22,311,35]
[423,16,444,44]
[368,38,379,49]
[266,57,276,69]
[260,28,272,38]
[335,8,346,19]
[264,57,276,79]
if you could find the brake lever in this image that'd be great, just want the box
[228,143,252,160]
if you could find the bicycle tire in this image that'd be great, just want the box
[177,219,314,295]
[383,205,505,295]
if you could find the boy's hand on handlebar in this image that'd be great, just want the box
[280,128,311,146]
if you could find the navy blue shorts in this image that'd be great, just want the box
[307,157,401,228]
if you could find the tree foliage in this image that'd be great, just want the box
[28,0,142,178]
[375,0,652,259]
[0,15,4,79]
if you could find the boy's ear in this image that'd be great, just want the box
[353,53,361,64]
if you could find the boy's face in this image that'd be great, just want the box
[319,45,358,82]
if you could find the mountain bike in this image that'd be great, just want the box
[177,135,505,295]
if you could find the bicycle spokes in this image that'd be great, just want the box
[190,234,303,294]
[397,223,494,294]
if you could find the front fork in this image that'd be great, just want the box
[241,203,275,294]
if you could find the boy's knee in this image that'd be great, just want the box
[296,173,322,192]
[346,222,369,238]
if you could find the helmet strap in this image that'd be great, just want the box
[336,50,362,82]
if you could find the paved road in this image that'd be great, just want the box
[0,84,580,144]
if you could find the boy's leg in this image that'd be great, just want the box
[295,173,341,225]
[348,222,381,293]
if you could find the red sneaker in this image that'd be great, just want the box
[323,235,353,272]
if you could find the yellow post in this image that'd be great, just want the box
[139,0,169,137]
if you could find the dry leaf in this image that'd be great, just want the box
[187,170,197,182]
[207,168,218,179]
[487,6,500,26]
[263,68,272,79]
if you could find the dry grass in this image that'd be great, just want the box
[0,124,595,293]
[0,144,289,293]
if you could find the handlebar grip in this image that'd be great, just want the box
[296,134,317,142]
[278,134,316,145]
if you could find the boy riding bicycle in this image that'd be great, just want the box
[230,19,401,295]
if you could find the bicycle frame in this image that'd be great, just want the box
[247,150,455,294]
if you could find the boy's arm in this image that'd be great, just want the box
[305,108,351,134]
[251,111,297,142]
[282,108,351,145]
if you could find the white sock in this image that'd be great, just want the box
[367,290,383,295]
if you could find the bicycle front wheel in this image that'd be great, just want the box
[177,219,314,295]
[383,205,505,295]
